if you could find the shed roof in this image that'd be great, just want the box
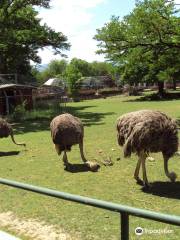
[43,78,65,88]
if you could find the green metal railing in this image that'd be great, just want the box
[0,177,180,240]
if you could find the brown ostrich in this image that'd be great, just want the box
[117,110,179,187]
[50,113,99,171]
[0,118,26,146]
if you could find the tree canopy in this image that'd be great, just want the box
[0,0,70,82]
[94,0,180,94]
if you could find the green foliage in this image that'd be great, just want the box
[94,0,180,93]
[65,62,82,97]
[90,61,115,77]
[69,58,92,77]
[0,0,70,83]
[45,59,68,79]
[33,57,120,88]
[31,66,44,85]
[33,59,68,85]
[121,48,149,85]
[11,100,27,121]
[63,59,119,96]
[9,99,65,122]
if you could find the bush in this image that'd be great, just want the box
[12,101,27,121]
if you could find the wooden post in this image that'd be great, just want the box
[3,90,9,114]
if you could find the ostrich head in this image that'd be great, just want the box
[86,161,100,172]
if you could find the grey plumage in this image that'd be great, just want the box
[50,113,99,171]
[117,110,179,187]
[50,113,84,154]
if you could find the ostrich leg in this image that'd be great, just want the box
[163,154,177,182]
[134,156,142,184]
[79,140,99,171]
[10,132,26,146]
[63,150,70,170]
[141,152,150,187]
[79,140,87,163]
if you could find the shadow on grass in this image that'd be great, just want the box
[176,117,180,127]
[0,151,20,157]
[124,91,180,102]
[142,181,180,200]
[12,105,115,134]
[64,105,115,127]
[65,163,100,173]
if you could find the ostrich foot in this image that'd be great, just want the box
[85,161,100,172]
[64,163,72,171]
[143,182,152,189]
[169,172,177,182]
[134,176,144,185]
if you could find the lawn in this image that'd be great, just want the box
[0,94,180,240]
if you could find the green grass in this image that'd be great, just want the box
[0,94,180,240]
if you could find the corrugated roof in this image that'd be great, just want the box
[43,78,65,88]
[44,78,57,86]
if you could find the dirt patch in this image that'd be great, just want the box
[0,212,79,240]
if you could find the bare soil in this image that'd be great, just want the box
[0,212,78,240]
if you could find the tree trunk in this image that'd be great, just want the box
[172,79,176,90]
[158,81,165,97]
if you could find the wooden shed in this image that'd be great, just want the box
[35,78,66,101]
[0,84,36,115]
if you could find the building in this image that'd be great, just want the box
[0,84,36,115]
[79,75,116,89]
[36,78,66,100]
[43,78,66,88]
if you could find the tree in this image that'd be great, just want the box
[69,58,92,77]
[37,59,68,82]
[48,60,67,77]
[121,49,149,85]
[0,0,70,83]
[90,61,120,82]
[90,61,109,75]
[94,0,180,95]
[64,59,119,94]
[65,63,82,97]
[156,48,180,90]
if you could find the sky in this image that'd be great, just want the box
[37,0,180,65]
[37,0,136,64]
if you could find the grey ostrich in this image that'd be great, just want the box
[0,118,26,146]
[117,110,179,187]
[50,113,99,171]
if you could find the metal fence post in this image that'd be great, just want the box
[121,212,129,240]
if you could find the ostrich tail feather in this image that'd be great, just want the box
[55,144,62,155]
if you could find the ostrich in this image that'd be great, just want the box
[117,110,179,187]
[0,118,26,146]
[50,113,99,171]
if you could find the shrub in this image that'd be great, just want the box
[12,101,27,121]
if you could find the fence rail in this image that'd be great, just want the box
[0,177,180,240]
